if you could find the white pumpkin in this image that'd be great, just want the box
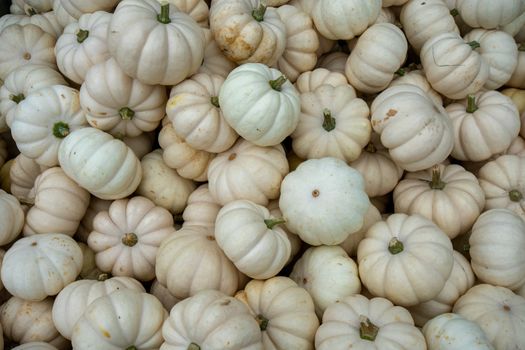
[456,0,524,29]
[10,0,53,15]
[197,28,238,78]
[1,233,83,301]
[208,138,289,206]
[316,51,348,75]
[357,213,454,307]
[215,199,291,279]
[54,11,112,85]
[0,24,56,80]
[447,92,520,162]
[209,0,286,65]
[8,153,50,204]
[292,84,371,162]
[166,72,238,153]
[181,183,221,232]
[71,289,167,350]
[423,313,495,350]
[290,245,361,317]
[279,157,370,245]
[52,0,119,26]
[294,68,348,94]
[389,69,443,107]
[0,189,24,246]
[58,127,143,200]
[80,57,167,138]
[0,12,63,38]
[0,64,67,130]
[168,0,209,27]
[219,63,301,147]
[108,0,205,86]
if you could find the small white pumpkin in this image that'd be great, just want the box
[181,183,221,232]
[316,51,348,75]
[8,153,50,204]
[52,0,119,26]
[456,0,524,29]
[294,68,348,94]
[0,189,24,246]
[10,0,53,15]
[219,63,301,147]
[389,69,443,107]
[0,12,63,38]
[168,0,209,27]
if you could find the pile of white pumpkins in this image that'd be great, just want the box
[0,0,524,348]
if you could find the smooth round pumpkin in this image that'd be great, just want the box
[58,127,143,200]
[235,276,319,350]
[0,189,24,246]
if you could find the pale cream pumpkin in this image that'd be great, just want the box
[420,32,489,99]
[358,213,454,307]
[345,23,408,94]
[167,72,238,153]
[71,289,167,350]
[160,289,263,350]
[80,57,167,138]
[0,297,68,349]
[1,233,83,301]
[294,68,348,94]
[274,5,319,83]
[10,0,53,15]
[316,52,348,75]
[11,85,88,167]
[137,149,196,214]
[75,196,111,243]
[315,294,426,350]
[181,183,221,232]
[52,276,146,340]
[0,24,56,80]
[393,164,485,239]
[453,284,525,350]
[389,69,443,107]
[88,196,176,281]
[150,279,181,312]
[209,0,286,65]
[0,190,24,246]
[456,0,524,29]
[370,84,454,171]
[168,0,209,27]
[469,208,525,289]
[339,204,382,257]
[215,199,291,279]
[58,127,143,200]
[408,251,475,327]
[446,90,521,161]
[108,0,205,86]
[290,245,361,317]
[208,138,288,206]
[52,0,119,26]
[0,64,67,131]
[197,29,238,78]
[23,167,90,236]
[280,157,370,245]
[155,225,241,299]
[0,12,63,38]
[506,45,525,89]
[9,153,49,204]
[235,277,319,350]
[478,155,525,220]
[292,84,370,162]
[158,121,214,182]
[400,0,459,54]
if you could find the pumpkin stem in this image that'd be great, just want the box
[394,68,405,76]
[122,233,138,247]
[76,29,89,43]
[210,96,220,108]
[187,343,201,350]
[252,3,266,22]
[388,237,404,255]
[157,3,171,24]
[365,142,377,153]
[359,315,379,341]
[256,314,269,331]
[269,76,287,91]
[119,107,135,120]
[467,40,480,50]
[97,273,110,281]
[450,8,459,16]
[429,165,446,190]
[26,6,37,15]
[10,93,24,104]
[466,95,477,113]
[264,218,286,229]
[322,108,336,132]
[509,189,523,202]
[52,121,70,138]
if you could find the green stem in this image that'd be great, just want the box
[395,68,405,76]
[467,41,480,50]
[26,7,37,15]
[252,3,266,22]
[52,121,70,138]
[264,218,286,229]
[509,189,523,202]
[210,96,220,108]
[450,8,459,16]
[77,29,89,43]
[122,233,138,247]
[97,273,110,281]
[187,343,201,350]
[157,3,171,24]
[269,76,287,91]
[10,93,24,104]
[322,108,336,132]
[388,237,404,255]
[119,107,135,120]
[256,314,269,331]
[466,95,477,113]
[429,165,446,190]
[359,315,379,341]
